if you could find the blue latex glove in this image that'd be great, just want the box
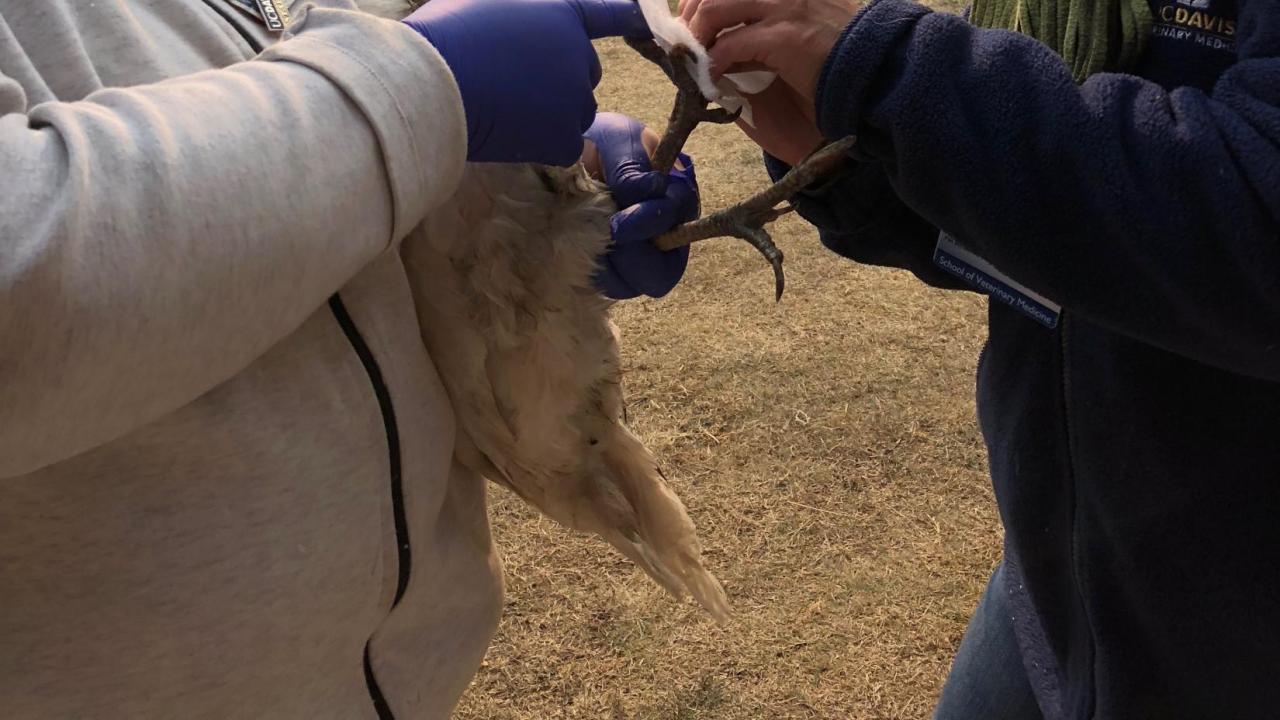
[403,0,649,166]
[585,113,697,299]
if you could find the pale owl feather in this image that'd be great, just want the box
[400,164,730,621]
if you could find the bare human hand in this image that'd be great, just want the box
[736,81,824,166]
[678,0,861,101]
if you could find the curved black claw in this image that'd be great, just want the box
[740,227,786,301]
[703,106,742,125]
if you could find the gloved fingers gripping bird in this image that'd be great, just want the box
[625,0,857,301]
[399,0,853,623]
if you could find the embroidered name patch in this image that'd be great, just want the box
[1151,0,1237,53]
[252,0,290,31]
[934,235,1062,329]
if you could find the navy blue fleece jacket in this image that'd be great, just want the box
[769,0,1280,717]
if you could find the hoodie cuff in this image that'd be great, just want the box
[260,7,467,245]
[816,0,933,142]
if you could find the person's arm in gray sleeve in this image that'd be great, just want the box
[0,0,651,478]
[0,9,464,478]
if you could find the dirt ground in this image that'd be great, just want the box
[456,5,999,718]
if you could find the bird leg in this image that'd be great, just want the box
[624,39,739,173]
[655,136,857,300]
[625,38,857,300]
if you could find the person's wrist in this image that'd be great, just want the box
[815,0,927,139]
[798,23,853,100]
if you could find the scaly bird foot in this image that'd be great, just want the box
[654,137,857,300]
[625,38,857,299]
[625,40,740,173]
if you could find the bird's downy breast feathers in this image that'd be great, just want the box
[400,162,730,621]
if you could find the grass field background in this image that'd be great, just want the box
[456,4,999,716]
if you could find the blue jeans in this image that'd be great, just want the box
[933,562,1045,720]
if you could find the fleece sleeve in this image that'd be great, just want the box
[762,152,964,290]
[0,8,467,477]
[816,0,1280,380]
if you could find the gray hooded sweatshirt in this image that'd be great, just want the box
[0,1,502,718]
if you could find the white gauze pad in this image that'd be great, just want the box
[635,0,776,126]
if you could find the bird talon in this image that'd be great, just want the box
[735,225,786,301]
[625,37,674,80]
[702,107,741,125]
[627,39,856,299]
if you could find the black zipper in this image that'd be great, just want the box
[198,0,262,55]
[328,297,410,720]
[327,295,413,608]
[1059,313,1097,718]
[193,7,410,717]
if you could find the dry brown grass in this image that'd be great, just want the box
[456,6,997,717]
